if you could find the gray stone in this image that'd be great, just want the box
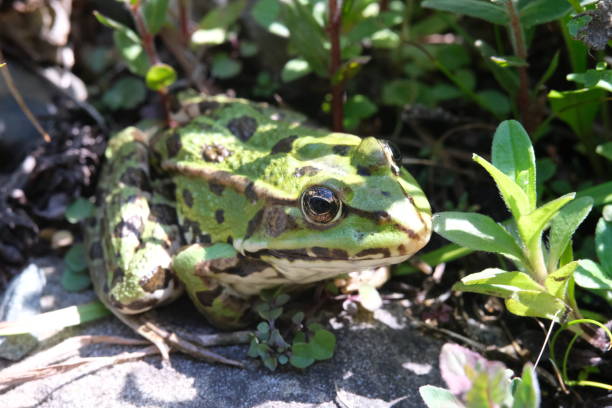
[0,257,443,407]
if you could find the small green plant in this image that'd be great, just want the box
[248,289,336,370]
[433,120,607,348]
[420,343,540,408]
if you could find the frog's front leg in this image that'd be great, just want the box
[172,243,253,329]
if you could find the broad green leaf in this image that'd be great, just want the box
[476,89,511,116]
[433,212,524,261]
[517,193,575,251]
[102,77,147,110]
[519,0,572,28]
[211,54,242,79]
[567,14,591,37]
[595,216,612,273]
[145,63,176,91]
[61,267,92,292]
[191,28,226,45]
[547,196,593,271]
[371,28,400,48]
[422,0,507,25]
[200,0,246,30]
[492,120,537,210]
[382,79,418,106]
[544,261,578,298]
[290,343,315,368]
[65,198,94,224]
[453,269,544,299]
[281,58,311,82]
[575,259,612,290]
[142,0,169,34]
[567,68,612,92]
[94,11,149,76]
[309,329,336,360]
[548,88,605,138]
[576,181,612,207]
[505,291,566,320]
[490,55,528,68]
[419,386,464,408]
[252,0,289,37]
[473,154,531,220]
[344,94,377,130]
[239,41,258,57]
[596,142,612,161]
[512,364,541,408]
[64,243,88,271]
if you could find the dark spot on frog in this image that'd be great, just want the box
[89,241,103,260]
[120,167,152,191]
[139,266,172,293]
[381,191,390,197]
[397,244,406,254]
[198,100,220,113]
[166,132,182,158]
[332,145,352,156]
[227,115,258,141]
[226,236,233,245]
[182,189,194,208]
[294,166,320,178]
[357,165,372,176]
[270,135,298,154]
[113,215,145,238]
[196,287,223,307]
[208,182,225,196]
[245,209,265,239]
[244,181,257,203]
[225,256,270,277]
[202,143,232,162]
[120,298,159,312]
[215,209,225,224]
[264,207,297,238]
[355,247,391,258]
[111,267,125,287]
[311,247,349,259]
[150,203,178,225]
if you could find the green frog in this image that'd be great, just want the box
[85,94,431,336]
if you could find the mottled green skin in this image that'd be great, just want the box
[86,95,431,329]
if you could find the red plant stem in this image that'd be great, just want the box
[379,0,389,12]
[506,1,533,131]
[129,1,176,127]
[328,0,344,132]
[178,0,191,46]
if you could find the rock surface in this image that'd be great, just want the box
[0,258,444,407]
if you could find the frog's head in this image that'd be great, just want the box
[234,135,432,281]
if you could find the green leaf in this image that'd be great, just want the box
[191,28,226,45]
[309,329,336,360]
[473,39,520,97]
[344,94,377,130]
[595,216,612,272]
[547,196,593,271]
[544,261,578,298]
[64,243,88,272]
[239,41,258,57]
[567,15,591,37]
[422,0,507,25]
[516,193,575,251]
[102,77,147,110]
[567,68,612,93]
[504,291,566,320]
[370,28,400,48]
[519,0,572,28]
[61,267,92,292]
[576,181,612,207]
[290,343,315,368]
[142,0,169,35]
[281,58,311,82]
[251,0,289,37]
[575,259,612,290]
[382,79,418,106]
[534,51,560,91]
[548,88,604,138]
[433,212,524,262]
[453,269,545,300]
[94,11,149,76]
[65,198,94,224]
[476,89,511,116]
[211,54,242,79]
[199,0,246,30]
[473,154,531,220]
[491,120,537,210]
[145,63,177,91]
[490,55,529,68]
[512,364,541,408]
[419,386,464,408]
[596,142,612,161]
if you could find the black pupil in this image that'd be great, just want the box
[384,140,402,163]
[310,196,332,214]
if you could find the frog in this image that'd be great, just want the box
[85,93,432,341]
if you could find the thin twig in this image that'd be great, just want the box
[0,51,50,142]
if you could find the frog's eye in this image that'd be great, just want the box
[382,139,402,164]
[300,186,343,226]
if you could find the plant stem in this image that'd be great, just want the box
[328,0,344,132]
[178,0,191,46]
[505,0,534,132]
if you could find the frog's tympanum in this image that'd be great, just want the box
[86,95,431,330]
